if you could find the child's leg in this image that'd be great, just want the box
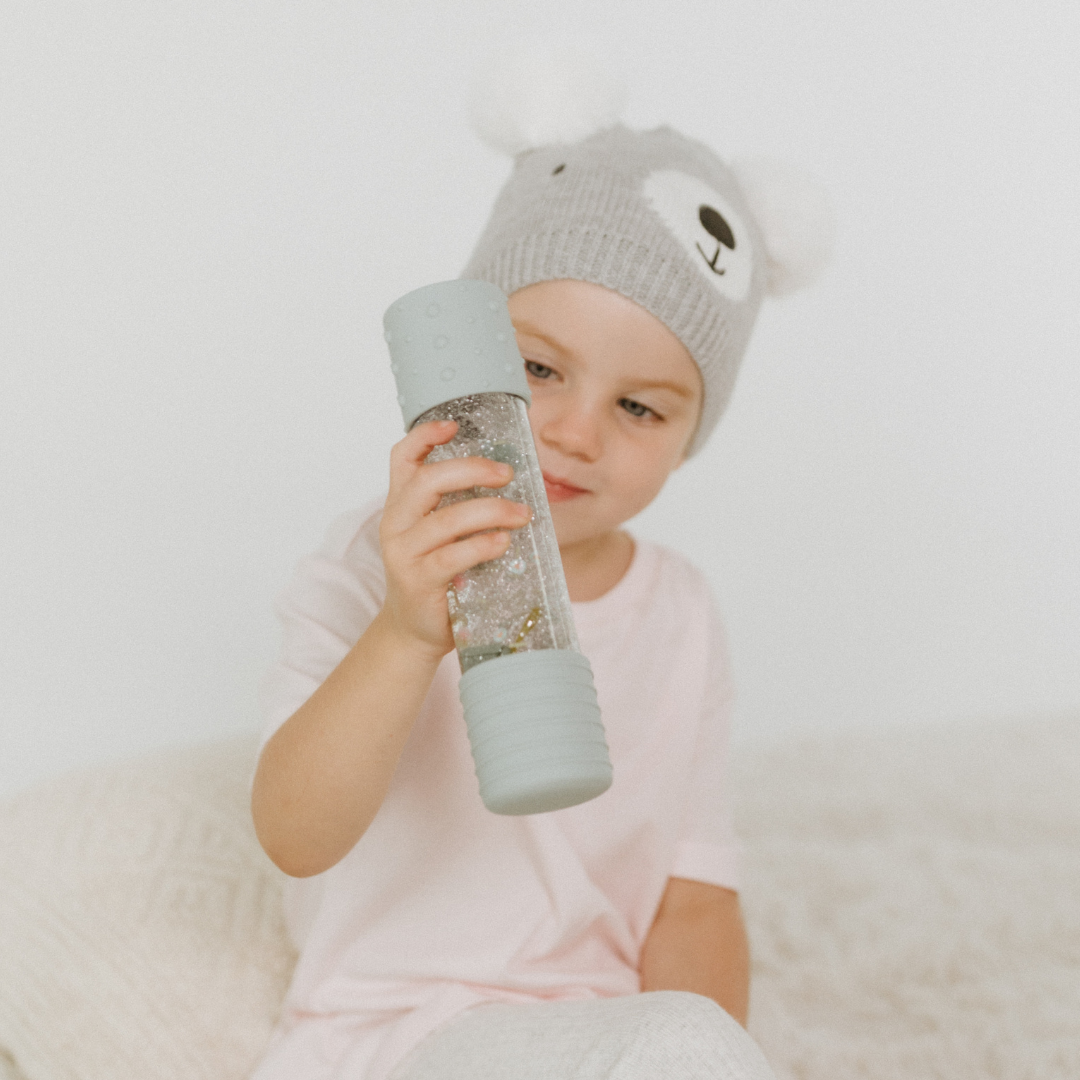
[388,991,776,1080]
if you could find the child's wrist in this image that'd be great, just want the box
[369,607,450,670]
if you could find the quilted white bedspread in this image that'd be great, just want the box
[0,715,1077,1080]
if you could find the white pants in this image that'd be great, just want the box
[388,992,777,1080]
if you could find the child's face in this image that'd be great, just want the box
[507,279,703,550]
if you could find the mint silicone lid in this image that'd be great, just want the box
[383,280,531,430]
[458,649,611,815]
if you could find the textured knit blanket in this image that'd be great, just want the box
[0,715,1077,1080]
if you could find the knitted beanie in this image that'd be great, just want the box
[461,58,834,455]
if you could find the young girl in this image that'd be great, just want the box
[250,120,827,1080]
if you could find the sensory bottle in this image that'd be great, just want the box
[383,280,612,814]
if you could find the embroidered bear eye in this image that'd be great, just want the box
[552,164,565,176]
[698,205,735,249]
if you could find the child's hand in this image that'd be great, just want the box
[378,419,532,659]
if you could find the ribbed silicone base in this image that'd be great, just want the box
[458,650,612,815]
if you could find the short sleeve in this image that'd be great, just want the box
[256,499,388,759]
[670,596,743,892]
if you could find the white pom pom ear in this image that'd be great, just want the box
[467,42,627,156]
[730,157,837,296]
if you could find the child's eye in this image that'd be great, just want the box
[525,360,555,380]
[619,397,659,420]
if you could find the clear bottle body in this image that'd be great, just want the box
[416,392,578,673]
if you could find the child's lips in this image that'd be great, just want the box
[542,472,589,503]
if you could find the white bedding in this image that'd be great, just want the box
[0,715,1077,1080]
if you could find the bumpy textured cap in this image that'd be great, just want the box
[458,649,612,815]
[384,280,531,430]
[461,124,768,456]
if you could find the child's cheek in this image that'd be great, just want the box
[618,454,671,517]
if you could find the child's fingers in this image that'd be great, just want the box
[388,420,459,488]
[423,455,515,496]
[403,496,531,560]
[425,529,515,584]
[385,455,515,532]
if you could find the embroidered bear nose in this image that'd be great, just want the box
[698,205,735,249]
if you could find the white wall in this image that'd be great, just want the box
[2,1,1078,797]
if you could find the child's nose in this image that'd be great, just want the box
[537,401,603,462]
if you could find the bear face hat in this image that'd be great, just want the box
[462,51,834,455]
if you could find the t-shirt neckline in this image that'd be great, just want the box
[570,533,652,624]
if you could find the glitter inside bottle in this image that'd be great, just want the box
[417,392,578,674]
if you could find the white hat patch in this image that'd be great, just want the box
[643,170,753,303]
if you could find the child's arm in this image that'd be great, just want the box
[638,877,751,1027]
[251,419,531,878]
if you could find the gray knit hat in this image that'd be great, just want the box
[462,123,776,455]
[460,43,834,453]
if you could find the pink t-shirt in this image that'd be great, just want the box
[251,500,742,1080]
